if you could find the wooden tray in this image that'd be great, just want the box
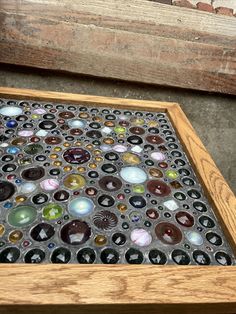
[0,87,235,314]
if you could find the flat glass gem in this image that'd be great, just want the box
[0,224,5,236]
[112,233,126,246]
[166,170,179,179]
[101,248,119,264]
[149,168,163,178]
[24,144,43,155]
[130,229,152,247]
[0,247,20,263]
[0,106,23,116]
[77,248,96,264]
[9,230,23,243]
[68,119,86,128]
[147,180,171,197]
[21,167,45,181]
[63,148,91,164]
[43,204,63,220]
[54,190,69,202]
[99,176,122,192]
[149,249,167,265]
[8,205,37,227]
[63,174,86,190]
[146,209,159,220]
[186,231,203,246]
[120,167,147,184]
[163,199,179,211]
[175,211,194,227]
[121,152,141,165]
[206,232,222,246]
[61,220,91,245]
[32,193,48,205]
[155,222,182,245]
[30,223,55,242]
[150,152,165,161]
[68,197,94,218]
[6,120,18,128]
[51,247,71,263]
[24,248,45,263]
[0,181,15,202]
[94,235,107,246]
[215,252,232,266]
[132,185,145,193]
[193,250,210,265]
[172,249,190,265]
[125,248,143,264]
[20,182,37,194]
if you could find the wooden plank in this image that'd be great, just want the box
[0,0,236,94]
[0,264,236,313]
[0,87,236,314]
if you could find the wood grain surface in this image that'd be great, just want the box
[0,0,236,94]
[0,87,235,314]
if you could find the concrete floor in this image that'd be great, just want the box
[0,64,235,193]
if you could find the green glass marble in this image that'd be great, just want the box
[114,126,126,134]
[132,184,145,194]
[166,170,179,180]
[8,205,37,227]
[43,203,63,220]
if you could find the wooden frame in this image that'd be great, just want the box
[0,87,235,314]
[0,0,236,95]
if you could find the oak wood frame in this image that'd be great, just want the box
[0,87,235,314]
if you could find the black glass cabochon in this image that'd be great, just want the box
[0,99,234,265]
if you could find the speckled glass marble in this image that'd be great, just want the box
[0,98,235,265]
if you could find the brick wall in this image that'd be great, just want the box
[151,0,236,17]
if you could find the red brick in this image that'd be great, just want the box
[173,0,196,9]
[215,6,234,16]
[197,2,215,12]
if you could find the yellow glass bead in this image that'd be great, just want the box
[94,235,107,246]
[0,224,5,236]
[119,134,125,138]
[31,114,39,119]
[95,156,103,162]
[63,166,72,172]
[9,230,23,243]
[117,203,127,212]
[104,121,115,127]
[86,144,93,150]
[93,116,103,122]
[54,146,62,152]
[122,152,141,165]
[15,195,27,203]
[94,150,101,156]
[77,167,86,173]
[79,112,89,119]
[63,174,86,190]
[75,141,82,146]
[103,138,114,145]
[148,120,158,127]
[53,161,62,166]
[89,163,97,169]
[63,142,71,147]
[50,154,58,159]
[131,117,144,125]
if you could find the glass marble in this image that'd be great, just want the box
[120,167,147,184]
[8,205,37,227]
[68,197,94,218]
[0,96,234,265]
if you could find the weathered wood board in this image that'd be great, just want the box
[0,0,236,94]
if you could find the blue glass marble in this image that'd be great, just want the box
[6,120,18,128]
[7,146,20,154]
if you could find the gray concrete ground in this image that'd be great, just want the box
[0,64,235,193]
